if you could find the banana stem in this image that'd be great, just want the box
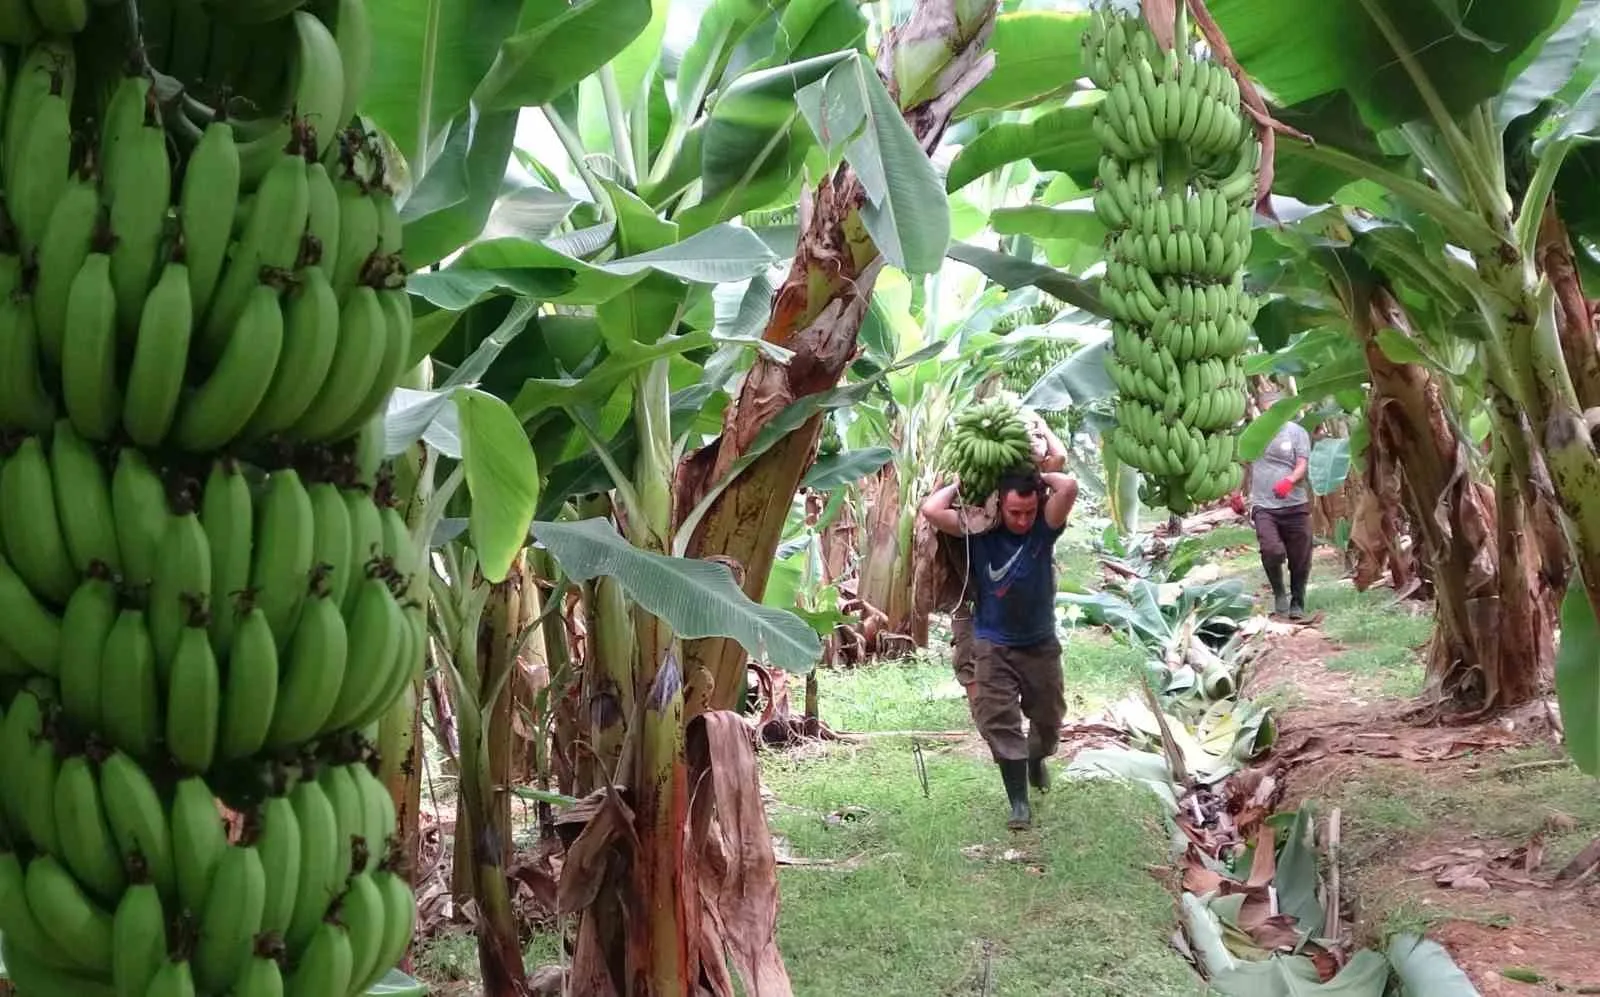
[1516,136,1572,261]
[598,65,638,187]
[542,104,612,218]
[1356,0,1503,220]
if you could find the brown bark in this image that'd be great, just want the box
[1357,285,1553,712]
[1348,423,1420,595]
[673,0,1000,712]
[1537,201,1600,411]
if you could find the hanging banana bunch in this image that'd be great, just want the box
[936,393,1040,504]
[1082,3,1260,515]
[0,1,422,994]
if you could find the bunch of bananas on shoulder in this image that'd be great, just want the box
[1082,4,1259,515]
[0,0,423,994]
[936,394,1039,504]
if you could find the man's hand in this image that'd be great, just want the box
[1272,477,1295,499]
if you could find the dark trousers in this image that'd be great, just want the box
[1253,504,1312,602]
[969,636,1066,762]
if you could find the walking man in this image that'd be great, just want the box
[920,457,1076,831]
[1241,406,1313,618]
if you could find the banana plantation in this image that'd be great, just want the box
[2,0,1600,994]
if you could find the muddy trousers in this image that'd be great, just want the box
[1253,503,1312,604]
[968,636,1067,763]
[950,609,979,720]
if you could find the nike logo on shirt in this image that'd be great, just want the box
[987,544,1028,583]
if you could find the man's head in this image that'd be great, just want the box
[996,471,1042,535]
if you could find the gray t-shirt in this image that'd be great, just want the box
[1250,422,1312,508]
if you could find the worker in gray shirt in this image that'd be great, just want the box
[1237,400,1313,618]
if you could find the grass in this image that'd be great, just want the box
[1303,577,1430,698]
[764,736,1201,995]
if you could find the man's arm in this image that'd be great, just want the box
[1041,471,1078,530]
[1026,410,1068,473]
[919,479,993,536]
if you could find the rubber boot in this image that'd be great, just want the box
[1263,557,1288,616]
[1028,755,1051,793]
[998,759,1032,830]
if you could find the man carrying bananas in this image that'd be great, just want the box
[920,416,1075,831]
[1237,400,1313,618]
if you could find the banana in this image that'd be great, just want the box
[340,871,385,989]
[327,0,371,127]
[200,148,308,361]
[290,284,388,441]
[9,75,71,253]
[0,254,55,434]
[367,866,414,994]
[329,157,378,298]
[98,74,149,197]
[218,604,279,762]
[283,919,353,997]
[59,575,117,732]
[250,468,315,645]
[53,753,126,903]
[307,482,354,608]
[201,459,253,654]
[193,844,266,992]
[0,0,39,43]
[1,434,77,604]
[255,794,302,936]
[349,760,396,866]
[305,161,341,277]
[0,850,78,973]
[264,576,347,748]
[380,502,418,596]
[143,958,196,997]
[32,157,100,367]
[112,880,167,997]
[149,512,212,669]
[232,950,285,997]
[122,257,194,448]
[317,764,363,884]
[60,238,121,442]
[166,619,221,773]
[170,775,227,916]
[26,854,114,973]
[99,608,162,761]
[4,39,72,185]
[284,777,339,953]
[107,92,172,335]
[50,420,122,576]
[243,267,339,439]
[0,685,51,837]
[100,749,177,905]
[235,10,346,179]
[343,490,383,614]
[179,118,241,321]
[172,280,286,452]
[335,279,413,438]
[111,448,172,589]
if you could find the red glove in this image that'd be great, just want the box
[1272,477,1295,499]
[1228,492,1246,515]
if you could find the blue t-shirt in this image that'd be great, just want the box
[967,514,1063,646]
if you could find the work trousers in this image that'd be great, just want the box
[968,635,1066,763]
[1253,503,1312,600]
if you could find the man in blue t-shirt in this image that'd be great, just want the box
[920,458,1078,830]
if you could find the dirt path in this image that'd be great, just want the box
[1238,584,1600,994]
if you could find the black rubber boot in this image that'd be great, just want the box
[998,759,1032,830]
[1028,755,1051,793]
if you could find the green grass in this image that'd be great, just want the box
[1303,579,1430,698]
[763,740,1202,996]
[768,620,1202,996]
[1183,525,1256,556]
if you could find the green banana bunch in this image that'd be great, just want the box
[936,393,1042,504]
[1089,4,1260,515]
[0,3,428,991]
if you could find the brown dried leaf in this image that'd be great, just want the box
[556,788,636,915]
[688,711,794,997]
[1247,825,1277,888]
[1246,913,1307,951]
